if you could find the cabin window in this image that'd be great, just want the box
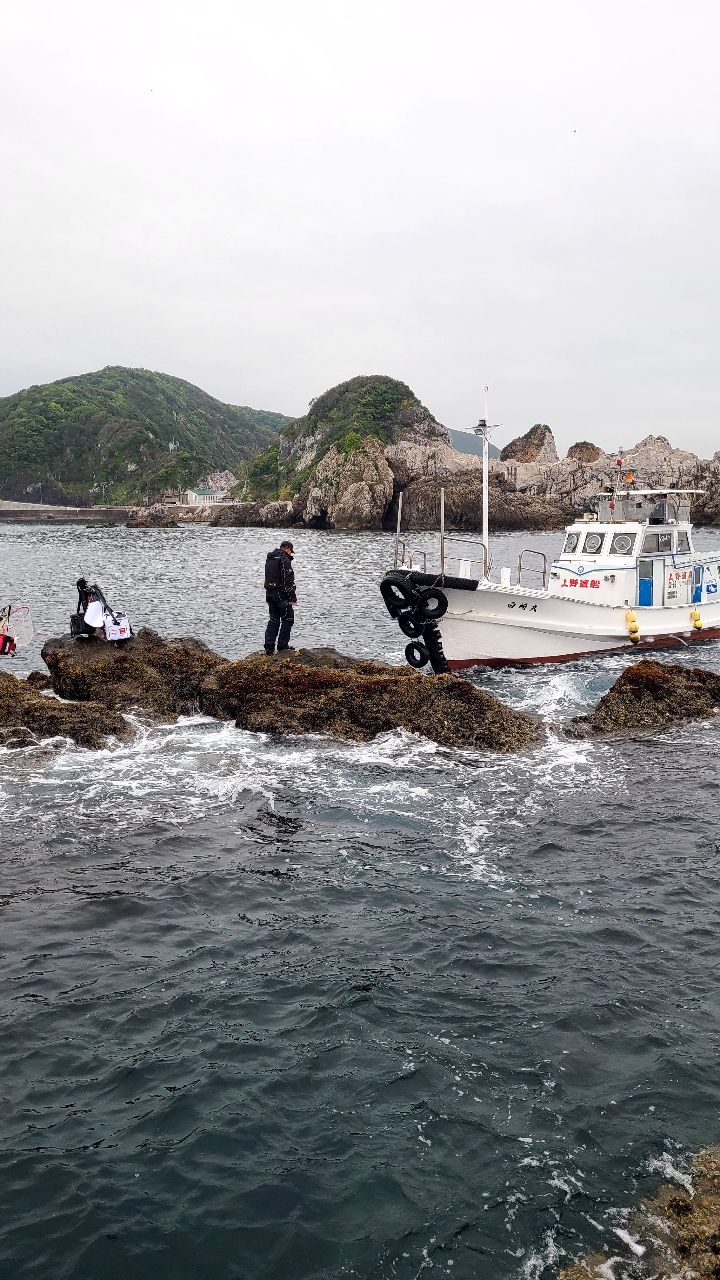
[677,531,690,553]
[609,532,637,555]
[563,532,580,554]
[582,531,605,554]
[642,531,673,554]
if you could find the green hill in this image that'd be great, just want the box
[0,366,289,503]
[242,374,433,500]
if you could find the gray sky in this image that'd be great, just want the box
[2,0,720,455]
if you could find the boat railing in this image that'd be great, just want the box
[441,534,489,580]
[518,549,548,588]
[395,540,428,573]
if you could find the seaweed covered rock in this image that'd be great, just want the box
[200,646,542,752]
[569,659,720,737]
[41,629,226,718]
[0,670,131,749]
[559,1146,720,1279]
[39,634,541,751]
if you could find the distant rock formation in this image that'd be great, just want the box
[566,440,602,463]
[499,423,558,465]
[489,429,720,526]
[209,499,295,528]
[126,506,179,528]
[242,375,477,531]
[298,438,395,529]
[400,474,572,531]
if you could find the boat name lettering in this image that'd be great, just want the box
[560,578,601,589]
[668,570,692,581]
[507,602,538,612]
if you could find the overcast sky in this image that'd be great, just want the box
[2,1,720,455]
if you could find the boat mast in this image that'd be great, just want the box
[474,385,491,579]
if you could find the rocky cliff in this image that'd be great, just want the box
[237,374,477,531]
[492,425,720,525]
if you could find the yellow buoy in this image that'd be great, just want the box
[626,610,640,643]
[690,608,702,631]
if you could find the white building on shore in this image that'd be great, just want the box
[185,488,222,505]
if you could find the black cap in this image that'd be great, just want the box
[280,540,294,551]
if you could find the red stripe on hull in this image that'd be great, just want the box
[446,626,720,670]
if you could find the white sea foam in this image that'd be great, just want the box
[646,1150,693,1192]
[0,651,632,891]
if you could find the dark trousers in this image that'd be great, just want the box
[265,594,294,652]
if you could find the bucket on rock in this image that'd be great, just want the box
[104,614,131,642]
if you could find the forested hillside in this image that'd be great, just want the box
[0,366,288,503]
[243,375,422,500]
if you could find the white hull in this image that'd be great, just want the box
[439,583,720,667]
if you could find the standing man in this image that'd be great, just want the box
[264,539,297,654]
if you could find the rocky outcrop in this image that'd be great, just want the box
[0,669,131,749]
[559,1145,720,1280]
[492,432,718,523]
[126,506,179,528]
[250,375,478,531]
[208,499,295,528]
[566,440,602,463]
[298,439,395,529]
[38,631,542,752]
[41,630,225,718]
[201,646,542,750]
[400,473,572,531]
[568,659,720,737]
[499,423,558,465]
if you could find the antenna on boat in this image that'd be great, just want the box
[473,386,500,579]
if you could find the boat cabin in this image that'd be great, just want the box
[549,489,720,609]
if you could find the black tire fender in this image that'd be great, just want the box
[398,612,424,638]
[379,573,417,611]
[416,587,448,620]
[405,640,430,668]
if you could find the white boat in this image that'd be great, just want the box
[380,423,720,669]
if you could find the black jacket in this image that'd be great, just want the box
[265,549,296,603]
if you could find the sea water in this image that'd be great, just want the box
[1,522,720,1279]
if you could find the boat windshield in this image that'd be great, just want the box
[609,532,637,555]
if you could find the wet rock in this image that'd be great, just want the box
[26,670,52,691]
[499,423,558,464]
[559,1145,720,1279]
[200,646,542,752]
[40,633,542,752]
[41,629,226,718]
[0,670,131,749]
[568,659,720,737]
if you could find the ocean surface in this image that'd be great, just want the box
[2,521,720,1280]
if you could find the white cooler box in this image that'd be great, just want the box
[104,614,131,641]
